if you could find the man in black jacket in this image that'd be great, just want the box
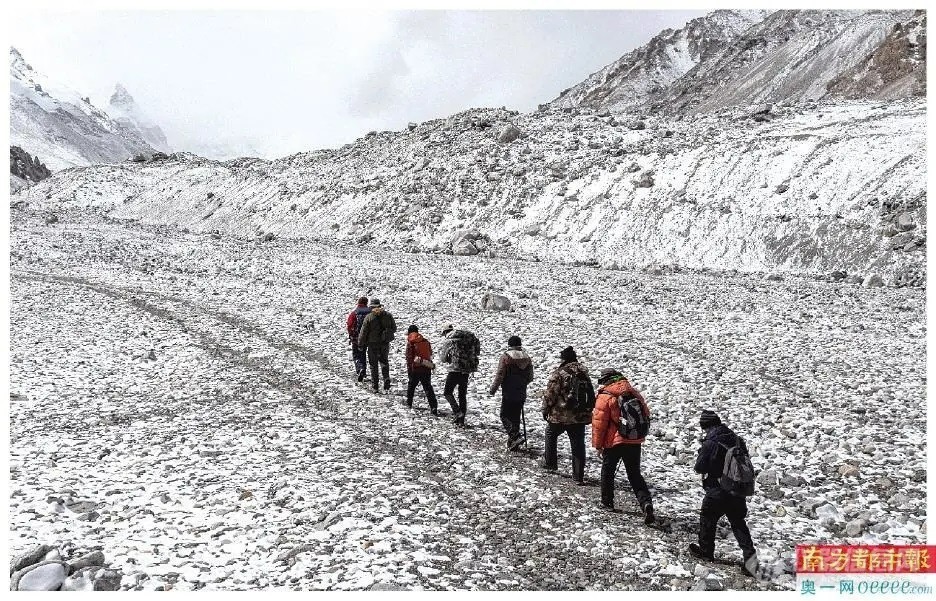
[489,335,534,450]
[689,410,759,577]
[357,299,397,392]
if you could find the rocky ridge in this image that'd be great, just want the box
[550,10,924,114]
[13,98,926,286]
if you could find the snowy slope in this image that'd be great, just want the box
[549,10,921,114]
[108,83,171,153]
[14,99,926,285]
[9,48,157,171]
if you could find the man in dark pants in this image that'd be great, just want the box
[346,297,371,382]
[356,299,397,392]
[489,335,534,450]
[541,346,593,484]
[439,325,480,427]
[689,410,759,577]
[405,325,439,414]
[591,368,654,523]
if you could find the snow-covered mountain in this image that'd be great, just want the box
[550,10,923,113]
[9,47,159,171]
[107,83,171,153]
[14,98,925,285]
[551,10,770,112]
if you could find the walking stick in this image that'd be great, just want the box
[521,402,528,449]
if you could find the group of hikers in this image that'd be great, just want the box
[346,296,759,577]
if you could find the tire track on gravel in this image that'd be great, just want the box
[14,269,780,591]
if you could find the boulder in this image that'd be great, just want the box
[481,293,511,312]
[10,544,53,575]
[12,561,68,591]
[636,172,654,188]
[838,464,860,478]
[497,125,522,144]
[451,232,480,256]
[628,120,646,130]
[845,519,866,537]
[756,469,779,486]
[68,550,106,573]
[896,213,916,231]
[862,274,884,288]
[780,474,806,488]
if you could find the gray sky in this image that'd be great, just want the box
[11,10,707,159]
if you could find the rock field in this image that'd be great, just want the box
[9,209,926,590]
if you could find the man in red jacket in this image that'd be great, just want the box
[591,368,654,523]
[404,325,439,415]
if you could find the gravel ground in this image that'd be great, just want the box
[9,209,926,590]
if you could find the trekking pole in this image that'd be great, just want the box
[521,403,528,449]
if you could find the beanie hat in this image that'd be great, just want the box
[357,296,368,306]
[369,298,382,308]
[597,368,624,385]
[559,346,577,362]
[507,335,522,347]
[407,324,418,334]
[441,324,454,336]
[700,410,721,429]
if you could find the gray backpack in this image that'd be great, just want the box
[717,439,756,497]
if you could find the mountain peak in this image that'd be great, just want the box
[110,83,134,108]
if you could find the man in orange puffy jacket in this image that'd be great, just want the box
[591,368,654,523]
[405,325,439,415]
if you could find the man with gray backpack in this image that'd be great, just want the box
[689,410,759,577]
[591,369,654,523]
[439,325,481,427]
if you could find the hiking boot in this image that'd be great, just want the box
[357,371,365,383]
[688,543,714,561]
[452,412,464,425]
[642,503,655,525]
[508,436,526,451]
[599,501,615,512]
[430,408,439,417]
[405,400,413,408]
[741,555,759,578]
[384,380,391,391]
[540,463,558,473]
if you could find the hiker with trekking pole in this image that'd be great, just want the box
[488,335,534,451]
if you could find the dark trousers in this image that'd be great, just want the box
[600,444,652,509]
[366,344,390,388]
[351,345,367,378]
[406,371,438,409]
[699,488,757,560]
[499,394,526,440]
[544,422,587,482]
[444,372,469,415]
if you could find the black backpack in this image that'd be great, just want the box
[717,439,756,497]
[444,330,480,373]
[563,370,595,412]
[614,393,650,440]
[351,309,369,340]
